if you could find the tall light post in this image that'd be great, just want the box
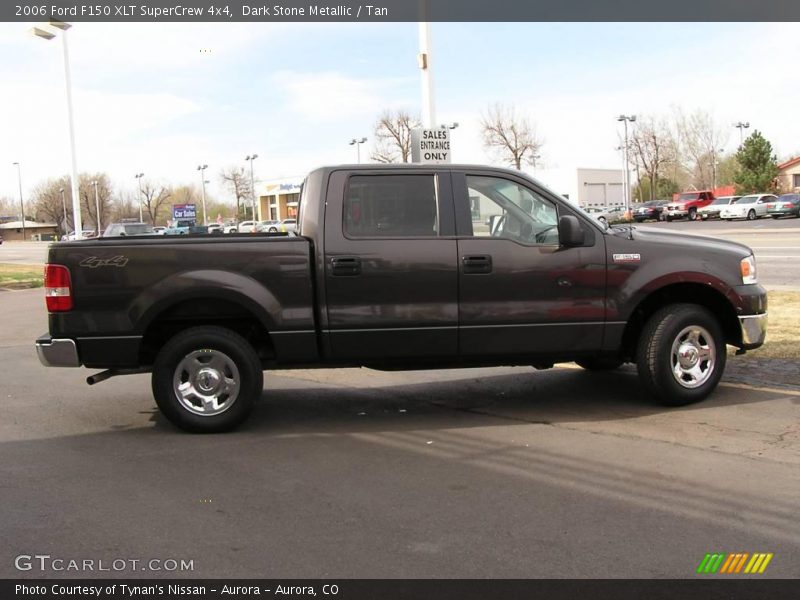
[197,164,208,225]
[91,180,100,234]
[710,147,724,189]
[417,1,436,128]
[617,114,637,214]
[32,21,83,240]
[734,121,750,146]
[134,172,144,222]
[12,162,25,241]
[59,187,68,235]
[245,154,258,221]
[349,138,367,163]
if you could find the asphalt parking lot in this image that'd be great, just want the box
[1,221,799,579]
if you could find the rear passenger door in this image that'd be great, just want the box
[323,169,458,361]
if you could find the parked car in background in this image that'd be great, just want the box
[62,229,97,241]
[152,226,166,235]
[102,222,155,237]
[223,221,238,234]
[633,200,668,222]
[279,218,298,233]
[698,196,741,220]
[207,223,223,234]
[664,190,715,221]
[164,219,208,235]
[256,220,281,233]
[237,220,258,233]
[720,194,777,221]
[766,194,800,218]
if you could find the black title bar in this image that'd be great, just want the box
[4,0,800,22]
[5,579,800,600]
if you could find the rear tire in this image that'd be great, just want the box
[576,358,624,371]
[152,326,263,432]
[636,304,725,407]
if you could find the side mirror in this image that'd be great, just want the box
[558,215,585,247]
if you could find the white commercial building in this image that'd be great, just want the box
[576,168,624,209]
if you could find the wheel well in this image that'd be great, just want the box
[620,283,741,360]
[139,298,275,366]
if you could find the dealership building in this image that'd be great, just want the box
[256,178,303,222]
[576,168,625,209]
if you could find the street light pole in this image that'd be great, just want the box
[134,173,144,222]
[711,147,724,189]
[349,137,367,163]
[13,162,25,241]
[197,164,208,225]
[734,121,750,146]
[32,22,83,240]
[245,155,258,221]
[617,114,637,214]
[417,2,436,128]
[59,187,68,236]
[91,180,100,234]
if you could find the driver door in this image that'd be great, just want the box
[454,172,607,358]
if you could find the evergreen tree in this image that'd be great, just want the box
[734,131,779,194]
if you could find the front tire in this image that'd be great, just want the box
[688,207,697,221]
[747,209,756,221]
[152,326,263,432]
[636,304,726,407]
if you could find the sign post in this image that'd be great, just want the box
[411,128,452,164]
[172,204,197,221]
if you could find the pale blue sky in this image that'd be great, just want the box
[2,21,798,203]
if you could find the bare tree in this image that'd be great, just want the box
[627,116,679,201]
[32,176,72,234]
[139,181,172,225]
[480,103,544,170]
[77,173,113,232]
[371,110,421,163]
[674,108,730,189]
[220,166,252,219]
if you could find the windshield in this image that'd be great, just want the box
[677,193,699,201]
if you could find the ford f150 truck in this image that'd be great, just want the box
[36,165,768,432]
[664,190,715,221]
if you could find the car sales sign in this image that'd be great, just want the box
[172,204,196,220]
[411,128,451,164]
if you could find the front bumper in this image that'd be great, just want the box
[35,335,81,367]
[665,208,688,218]
[738,313,768,349]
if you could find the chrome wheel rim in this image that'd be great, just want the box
[670,325,716,389]
[173,349,240,416]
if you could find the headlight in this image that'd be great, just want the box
[740,255,757,285]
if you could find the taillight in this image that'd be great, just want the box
[44,264,73,312]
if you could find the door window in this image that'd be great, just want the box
[344,175,439,238]
[466,175,559,245]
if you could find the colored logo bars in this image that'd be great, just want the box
[697,552,773,574]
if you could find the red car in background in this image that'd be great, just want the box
[664,190,715,221]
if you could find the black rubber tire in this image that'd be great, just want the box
[747,209,756,221]
[152,326,263,433]
[666,216,673,222]
[636,304,726,407]
[576,358,624,371]
[771,215,779,219]
[269,227,278,232]
[688,208,697,221]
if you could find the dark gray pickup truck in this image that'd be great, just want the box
[36,165,768,432]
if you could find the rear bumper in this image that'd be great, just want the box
[738,313,768,349]
[35,335,81,367]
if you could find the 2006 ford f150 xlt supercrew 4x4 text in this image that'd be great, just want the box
[36,165,768,432]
